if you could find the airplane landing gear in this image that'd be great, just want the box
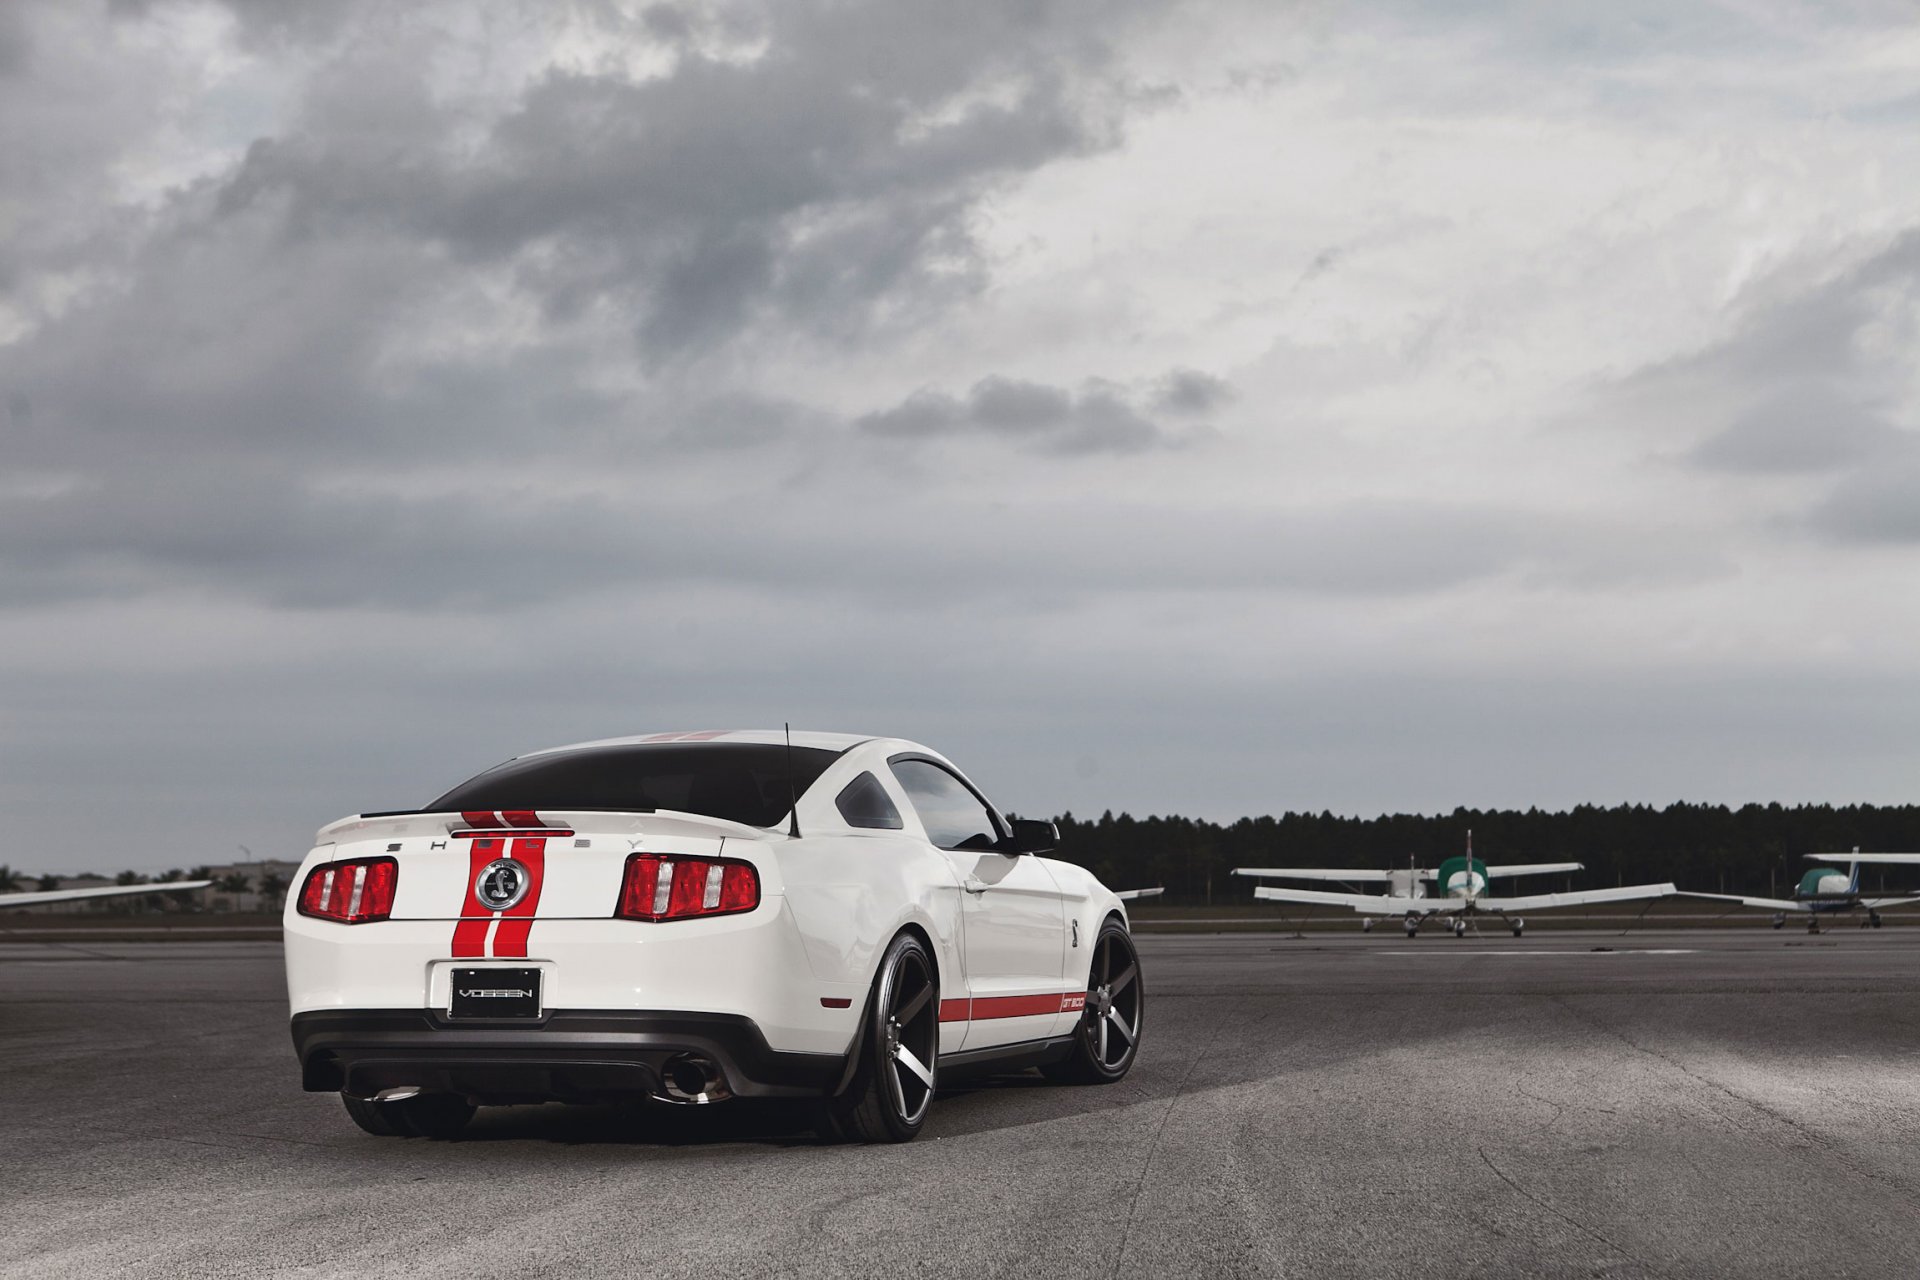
[1404,918,1420,938]
[1771,914,1785,930]
[1362,918,1374,933]
[1452,919,1467,938]
[1511,918,1525,938]
[1807,918,1820,934]
[1871,911,1883,929]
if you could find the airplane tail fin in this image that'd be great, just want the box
[1849,847,1860,895]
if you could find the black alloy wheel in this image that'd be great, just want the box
[1044,920,1143,1085]
[828,932,940,1143]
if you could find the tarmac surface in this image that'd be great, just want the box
[3,929,1919,1278]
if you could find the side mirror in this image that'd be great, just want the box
[1006,818,1057,855]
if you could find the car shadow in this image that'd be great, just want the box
[437,996,1488,1149]
[451,1097,828,1147]
[442,1066,1096,1148]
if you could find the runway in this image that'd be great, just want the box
[4,931,1919,1278]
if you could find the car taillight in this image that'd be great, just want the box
[296,857,398,924]
[616,854,759,922]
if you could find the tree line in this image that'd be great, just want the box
[10,800,1920,912]
[1043,802,1920,904]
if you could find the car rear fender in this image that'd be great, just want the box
[777,834,961,994]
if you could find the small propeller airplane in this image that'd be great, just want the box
[1,880,213,910]
[1233,832,1676,937]
[1683,850,1920,932]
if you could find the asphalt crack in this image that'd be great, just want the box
[1552,996,1920,1206]
[1477,1145,1671,1279]
[1112,1008,1224,1269]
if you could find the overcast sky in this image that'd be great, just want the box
[5,0,1920,873]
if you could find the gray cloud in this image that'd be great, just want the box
[1152,368,1236,416]
[1807,462,1920,544]
[0,0,1155,490]
[0,476,1542,610]
[151,1,1136,362]
[1687,388,1908,475]
[1622,231,1920,544]
[1631,231,1920,405]
[857,373,1211,454]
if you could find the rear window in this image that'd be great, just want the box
[429,743,839,829]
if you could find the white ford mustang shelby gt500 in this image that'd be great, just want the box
[285,730,1144,1142]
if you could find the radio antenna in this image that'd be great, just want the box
[784,722,801,838]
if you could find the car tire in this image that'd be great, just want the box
[341,1091,475,1139]
[826,932,940,1144]
[1043,919,1143,1085]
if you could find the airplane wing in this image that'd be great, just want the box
[1232,867,1395,882]
[1808,852,1920,865]
[1678,892,1804,913]
[1474,883,1676,913]
[1251,885,1431,916]
[1481,862,1583,878]
[1858,896,1920,910]
[0,880,213,909]
[1115,887,1165,901]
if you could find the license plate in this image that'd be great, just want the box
[449,967,541,1019]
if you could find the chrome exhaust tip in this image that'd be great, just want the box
[655,1054,732,1105]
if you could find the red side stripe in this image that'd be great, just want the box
[940,997,1090,1028]
[451,838,502,958]
[943,992,1086,1022]
[968,993,1070,1020]
[490,836,546,958]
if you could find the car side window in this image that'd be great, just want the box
[835,772,903,830]
[890,759,1001,852]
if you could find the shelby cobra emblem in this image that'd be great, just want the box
[474,859,530,911]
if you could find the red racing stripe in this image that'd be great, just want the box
[461,810,498,828]
[489,836,546,958]
[451,837,503,957]
[500,810,543,828]
[938,998,971,1023]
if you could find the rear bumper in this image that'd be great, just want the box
[291,1008,844,1102]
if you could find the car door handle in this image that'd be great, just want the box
[963,878,988,895]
